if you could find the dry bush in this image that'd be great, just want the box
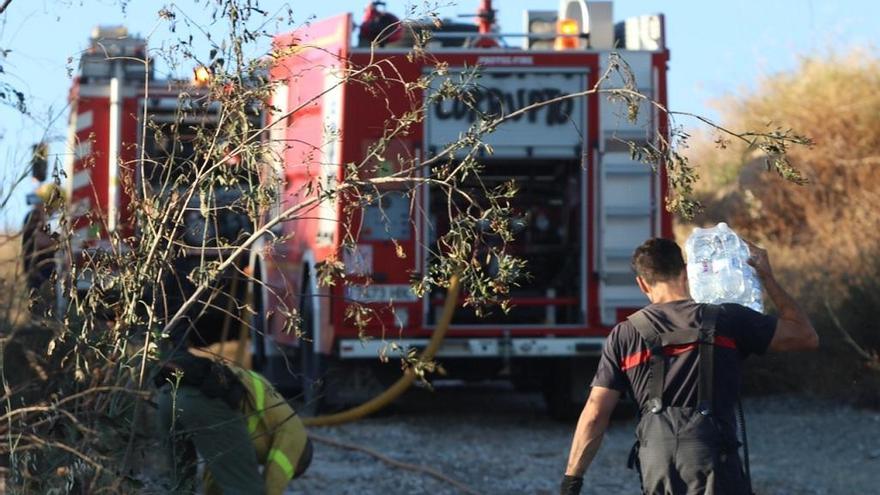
[685,50,880,404]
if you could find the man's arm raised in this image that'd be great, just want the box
[560,386,620,495]
[746,240,818,352]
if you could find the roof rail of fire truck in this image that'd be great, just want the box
[356,1,664,52]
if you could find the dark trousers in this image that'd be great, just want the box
[157,385,265,494]
[635,408,749,495]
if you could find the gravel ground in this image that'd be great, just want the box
[290,383,880,495]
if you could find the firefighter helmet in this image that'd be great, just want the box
[35,182,66,212]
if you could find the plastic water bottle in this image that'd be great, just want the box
[684,222,764,312]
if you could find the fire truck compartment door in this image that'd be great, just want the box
[426,69,588,157]
[596,52,658,325]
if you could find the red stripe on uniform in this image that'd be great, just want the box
[620,349,652,371]
[619,337,738,372]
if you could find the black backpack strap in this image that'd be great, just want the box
[657,329,700,346]
[628,311,665,414]
[697,304,720,415]
[737,399,755,494]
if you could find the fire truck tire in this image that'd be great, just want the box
[544,384,582,421]
[543,358,594,421]
[299,270,325,415]
[244,265,301,394]
[249,276,267,372]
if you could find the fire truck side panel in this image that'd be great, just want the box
[66,87,145,248]
[595,51,669,325]
[331,52,426,341]
[69,95,112,244]
[269,14,351,352]
[260,63,304,349]
[118,96,140,237]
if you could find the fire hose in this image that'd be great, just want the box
[302,274,460,427]
[297,275,476,494]
[217,270,461,425]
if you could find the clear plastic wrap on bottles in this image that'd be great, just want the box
[684,222,764,312]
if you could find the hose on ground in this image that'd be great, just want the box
[302,275,461,427]
[309,431,480,495]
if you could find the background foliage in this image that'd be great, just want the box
[685,50,880,404]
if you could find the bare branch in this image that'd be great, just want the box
[824,298,880,369]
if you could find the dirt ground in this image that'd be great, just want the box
[291,383,880,495]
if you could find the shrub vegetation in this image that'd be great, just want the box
[684,50,880,405]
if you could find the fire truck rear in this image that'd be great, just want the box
[261,0,671,416]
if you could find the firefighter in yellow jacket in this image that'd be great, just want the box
[155,348,312,494]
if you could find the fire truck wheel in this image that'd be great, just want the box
[299,270,325,416]
[299,344,325,415]
[543,383,582,421]
[543,358,595,421]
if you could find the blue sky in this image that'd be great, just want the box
[1,0,878,226]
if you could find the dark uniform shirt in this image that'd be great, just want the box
[592,300,777,418]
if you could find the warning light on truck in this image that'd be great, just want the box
[193,65,212,86]
[555,18,580,50]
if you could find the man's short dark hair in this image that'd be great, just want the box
[631,238,686,285]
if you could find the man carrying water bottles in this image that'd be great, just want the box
[559,237,817,494]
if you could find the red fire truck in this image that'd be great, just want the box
[259,0,671,414]
[63,1,671,416]
[63,26,259,340]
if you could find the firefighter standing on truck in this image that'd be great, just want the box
[155,345,313,494]
[559,238,818,494]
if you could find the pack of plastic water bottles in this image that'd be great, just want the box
[684,222,764,312]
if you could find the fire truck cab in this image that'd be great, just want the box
[261,0,671,415]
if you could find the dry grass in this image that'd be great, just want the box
[0,233,27,328]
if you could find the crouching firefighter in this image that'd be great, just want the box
[560,238,817,494]
[154,346,313,494]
